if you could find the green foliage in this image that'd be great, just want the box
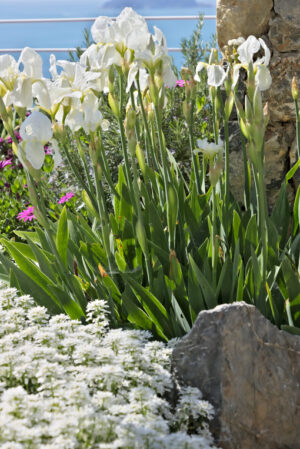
[0,22,299,341]
[181,14,217,72]
[0,139,33,239]
[68,28,93,62]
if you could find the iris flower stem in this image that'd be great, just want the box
[294,100,300,160]
[211,100,218,144]
[188,99,201,194]
[62,140,98,212]
[131,152,153,288]
[75,134,95,197]
[201,157,206,194]
[130,87,141,144]
[118,117,139,215]
[136,79,159,171]
[118,73,134,200]
[154,104,170,196]
[96,130,120,199]
[253,154,268,289]
[212,186,218,288]
[224,118,230,212]
[238,117,251,211]
[93,163,115,278]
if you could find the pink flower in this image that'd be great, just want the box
[17,206,36,222]
[176,79,185,87]
[0,158,12,169]
[58,192,75,204]
[176,79,190,87]
[44,145,52,155]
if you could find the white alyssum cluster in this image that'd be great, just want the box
[0,284,217,449]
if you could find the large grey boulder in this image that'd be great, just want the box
[172,302,300,449]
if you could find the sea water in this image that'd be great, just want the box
[1,0,216,75]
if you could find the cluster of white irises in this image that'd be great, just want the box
[0,7,272,170]
[0,284,217,449]
[195,35,272,90]
[0,8,177,170]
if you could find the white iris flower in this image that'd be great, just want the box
[234,35,272,91]
[19,111,53,169]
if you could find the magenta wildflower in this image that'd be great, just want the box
[44,145,52,155]
[176,79,185,87]
[17,206,36,222]
[6,136,13,144]
[0,158,12,169]
[14,132,21,142]
[58,192,75,204]
[0,137,4,144]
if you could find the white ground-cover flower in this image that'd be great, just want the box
[19,110,53,169]
[0,283,218,449]
[227,37,245,47]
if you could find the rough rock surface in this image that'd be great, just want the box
[217,0,300,208]
[269,0,300,52]
[172,302,300,449]
[263,51,300,123]
[217,0,273,49]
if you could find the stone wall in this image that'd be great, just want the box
[217,0,300,207]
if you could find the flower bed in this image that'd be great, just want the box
[0,7,299,352]
[0,284,217,449]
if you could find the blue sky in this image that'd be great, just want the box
[1,0,216,74]
[2,0,216,14]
